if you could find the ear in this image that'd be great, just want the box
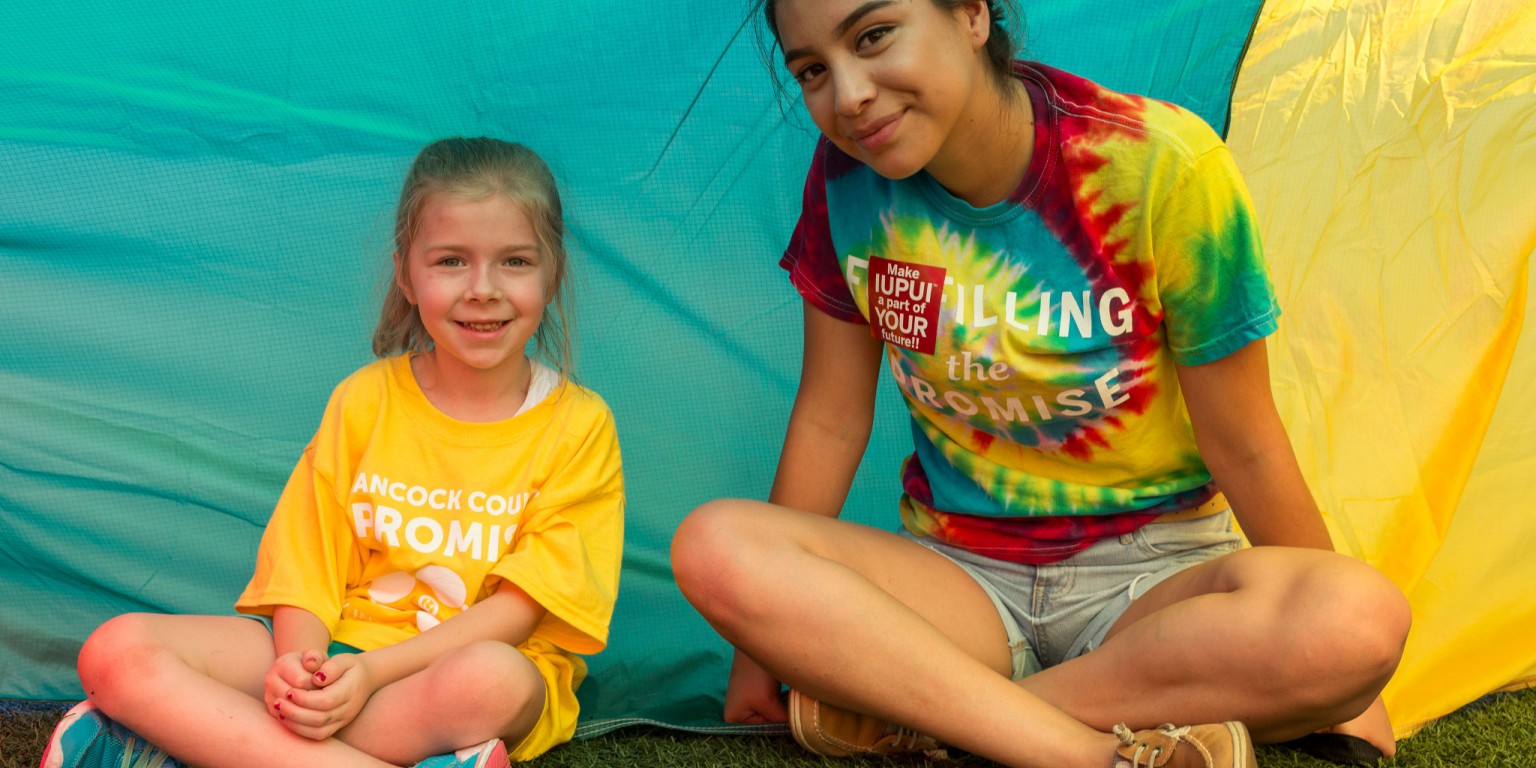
[957,1,991,51]
[394,252,417,305]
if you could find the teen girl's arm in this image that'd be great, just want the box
[1177,337,1404,751]
[725,302,886,723]
[277,581,546,740]
[773,304,886,515]
[1174,338,1333,550]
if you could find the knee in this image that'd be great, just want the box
[429,642,544,729]
[670,500,769,616]
[1324,561,1408,666]
[78,613,159,702]
[1341,564,1411,675]
[1289,558,1411,691]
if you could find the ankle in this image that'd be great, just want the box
[1097,732,1130,768]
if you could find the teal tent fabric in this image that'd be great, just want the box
[0,1,1262,733]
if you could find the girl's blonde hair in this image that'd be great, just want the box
[372,137,573,379]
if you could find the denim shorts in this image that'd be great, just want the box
[900,510,1242,680]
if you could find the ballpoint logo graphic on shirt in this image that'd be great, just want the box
[347,472,538,563]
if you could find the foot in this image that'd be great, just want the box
[1317,696,1396,757]
[40,701,184,768]
[1112,722,1256,768]
[1278,733,1384,766]
[786,689,946,758]
[412,738,511,768]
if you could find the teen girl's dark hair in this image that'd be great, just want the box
[758,0,1025,95]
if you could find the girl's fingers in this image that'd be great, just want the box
[284,684,338,714]
[312,653,355,687]
[274,696,334,730]
[301,649,328,673]
[279,716,338,742]
[273,652,321,690]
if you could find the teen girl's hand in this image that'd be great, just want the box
[276,651,378,740]
[264,648,326,721]
[724,650,788,723]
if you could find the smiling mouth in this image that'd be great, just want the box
[851,114,897,140]
[458,321,508,332]
[849,111,903,150]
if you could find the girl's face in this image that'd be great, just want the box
[776,0,989,179]
[397,193,550,381]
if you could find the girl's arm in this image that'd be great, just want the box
[768,302,886,516]
[278,581,545,739]
[1174,337,1333,549]
[725,302,885,724]
[265,605,332,724]
[272,604,332,656]
[351,580,546,687]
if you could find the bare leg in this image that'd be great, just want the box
[675,501,1407,767]
[673,500,1121,768]
[79,614,390,767]
[335,640,546,764]
[1020,546,1410,744]
[78,614,544,767]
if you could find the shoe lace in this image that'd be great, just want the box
[876,724,949,760]
[889,725,927,748]
[1112,723,1190,767]
[121,736,174,768]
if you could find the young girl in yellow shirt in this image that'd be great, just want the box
[45,137,625,768]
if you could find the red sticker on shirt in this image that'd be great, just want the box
[867,256,945,354]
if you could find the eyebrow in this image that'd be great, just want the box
[781,0,896,64]
[423,243,539,253]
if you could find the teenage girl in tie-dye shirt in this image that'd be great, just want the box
[673,2,1410,768]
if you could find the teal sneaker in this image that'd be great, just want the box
[412,738,511,768]
[39,701,183,768]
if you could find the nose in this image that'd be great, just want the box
[832,64,875,118]
[465,263,500,301]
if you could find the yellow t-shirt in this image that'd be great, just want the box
[236,355,623,757]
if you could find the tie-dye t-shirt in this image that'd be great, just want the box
[780,62,1279,564]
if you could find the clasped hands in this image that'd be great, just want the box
[263,648,375,740]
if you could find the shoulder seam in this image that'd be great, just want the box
[1029,71,1202,162]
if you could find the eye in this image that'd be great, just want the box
[793,62,826,85]
[856,25,893,51]
[504,256,529,267]
[436,255,464,267]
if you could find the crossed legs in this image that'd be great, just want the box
[76,614,544,768]
[671,499,1410,768]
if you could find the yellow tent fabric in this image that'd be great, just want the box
[1227,0,1536,737]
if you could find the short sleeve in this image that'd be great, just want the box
[1152,145,1281,365]
[491,398,624,655]
[235,443,354,634]
[779,139,867,324]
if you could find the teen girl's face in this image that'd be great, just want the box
[397,194,550,381]
[776,0,989,179]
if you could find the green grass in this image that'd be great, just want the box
[5,689,1533,767]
